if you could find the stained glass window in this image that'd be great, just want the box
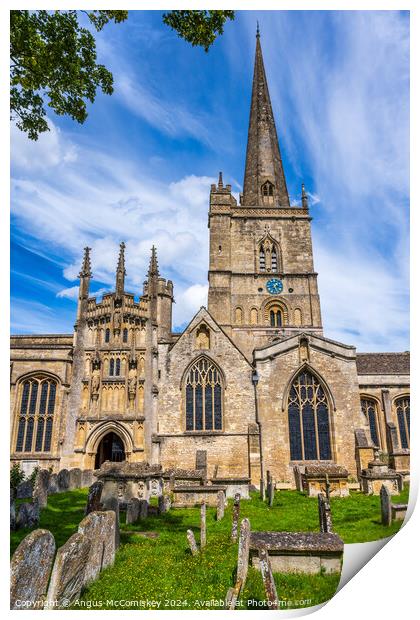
[288,371,332,460]
[185,357,223,431]
[395,397,410,449]
[15,377,57,453]
[361,399,380,448]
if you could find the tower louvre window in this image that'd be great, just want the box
[271,246,277,271]
[288,371,332,461]
[185,357,223,432]
[259,246,266,270]
[15,377,57,453]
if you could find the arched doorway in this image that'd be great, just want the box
[95,432,125,469]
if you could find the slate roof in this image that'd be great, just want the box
[356,352,410,375]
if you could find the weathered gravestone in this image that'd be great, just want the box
[231,493,241,542]
[139,499,148,519]
[85,481,103,515]
[258,548,279,609]
[200,502,207,548]
[48,474,59,494]
[380,484,392,526]
[57,469,70,492]
[10,529,56,610]
[17,500,40,529]
[10,489,16,531]
[33,469,50,509]
[78,511,116,585]
[158,494,171,514]
[318,493,333,533]
[126,498,140,525]
[46,532,91,609]
[69,468,82,490]
[237,518,251,590]
[16,479,33,499]
[81,470,94,488]
[186,529,198,556]
[266,471,274,507]
[216,490,225,521]
[293,465,303,492]
[102,495,120,548]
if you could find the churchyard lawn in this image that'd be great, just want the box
[11,487,409,610]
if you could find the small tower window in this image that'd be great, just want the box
[115,358,121,376]
[262,181,274,204]
[109,359,115,376]
[123,328,128,343]
[270,309,282,327]
[105,328,110,343]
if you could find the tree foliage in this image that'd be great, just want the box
[10,10,235,140]
[10,10,128,140]
[162,10,234,52]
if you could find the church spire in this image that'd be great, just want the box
[115,241,126,297]
[242,29,290,207]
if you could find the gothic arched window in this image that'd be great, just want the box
[262,181,274,203]
[395,396,410,448]
[105,328,110,343]
[109,359,115,376]
[123,328,128,343]
[115,358,121,376]
[185,357,223,431]
[15,376,57,453]
[288,371,332,461]
[361,398,380,448]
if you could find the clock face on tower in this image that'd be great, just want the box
[266,278,283,294]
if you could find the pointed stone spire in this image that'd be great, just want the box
[79,247,92,278]
[218,171,224,189]
[115,241,126,297]
[148,245,160,277]
[242,30,290,207]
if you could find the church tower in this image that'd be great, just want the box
[207,29,323,360]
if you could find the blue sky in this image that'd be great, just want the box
[11,10,409,351]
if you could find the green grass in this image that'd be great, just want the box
[11,487,410,610]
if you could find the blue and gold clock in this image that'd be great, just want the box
[266,278,283,294]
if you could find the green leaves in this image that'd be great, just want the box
[162,10,235,52]
[10,10,128,140]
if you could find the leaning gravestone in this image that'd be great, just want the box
[17,500,40,529]
[57,469,70,492]
[187,529,198,556]
[126,498,140,525]
[33,469,50,509]
[10,529,56,610]
[46,531,91,609]
[318,493,333,533]
[85,481,103,515]
[78,511,116,585]
[380,484,392,526]
[258,548,279,609]
[48,474,59,495]
[69,468,82,490]
[216,490,225,521]
[237,518,251,590]
[102,495,120,548]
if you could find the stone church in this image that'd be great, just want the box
[10,33,410,488]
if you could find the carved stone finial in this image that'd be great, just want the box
[148,245,160,277]
[218,171,223,189]
[79,247,92,278]
[301,183,309,209]
[116,241,126,296]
